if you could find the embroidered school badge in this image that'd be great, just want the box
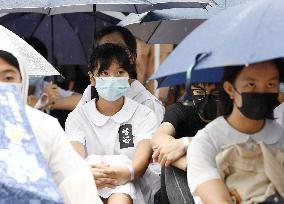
[118,124,134,149]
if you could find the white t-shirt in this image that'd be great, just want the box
[26,106,102,204]
[76,80,164,124]
[187,116,284,204]
[65,97,158,158]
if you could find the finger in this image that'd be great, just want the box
[91,169,109,178]
[157,151,165,164]
[165,157,174,167]
[152,144,159,150]
[152,149,160,160]
[95,178,117,186]
[91,163,110,169]
[160,156,167,167]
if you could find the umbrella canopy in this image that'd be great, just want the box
[0,25,60,76]
[151,0,276,87]
[0,12,119,65]
[118,8,217,44]
[0,0,211,14]
[0,85,63,203]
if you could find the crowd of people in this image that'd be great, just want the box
[1,7,284,204]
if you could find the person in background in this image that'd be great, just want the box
[151,82,220,204]
[25,37,82,128]
[0,49,102,204]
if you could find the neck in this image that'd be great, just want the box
[226,105,265,134]
[96,97,124,116]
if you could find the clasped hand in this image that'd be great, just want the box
[91,163,131,189]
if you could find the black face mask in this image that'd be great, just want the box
[193,94,218,122]
[237,92,280,120]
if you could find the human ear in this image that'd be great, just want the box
[88,71,96,86]
[223,81,235,99]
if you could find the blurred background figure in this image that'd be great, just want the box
[25,37,82,128]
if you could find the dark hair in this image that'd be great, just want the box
[94,26,137,57]
[90,43,136,79]
[25,37,48,59]
[0,50,20,71]
[218,59,284,116]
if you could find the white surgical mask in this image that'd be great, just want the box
[95,77,129,101]
[0,82,22,94]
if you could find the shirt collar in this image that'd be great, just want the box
[111,97,139,123]
[83,99,109,126]
[221,117,283,145]
[83,97,138,126]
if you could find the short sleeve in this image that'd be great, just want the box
[134,107,158,144]
[65,110,86,145]
[142,99,164,125]
[187,129,221,194]
[163,103,189,130]
[46,118,103,204]
[58,87,74,98]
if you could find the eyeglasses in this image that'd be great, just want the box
[192,87,220,103]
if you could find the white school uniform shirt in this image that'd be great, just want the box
[26,106,103,204]
[187,116,284,204]
[65,97,159,204]
[66,97,157,157]
[75,80,164,124]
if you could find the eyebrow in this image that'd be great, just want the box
[0,69,18,75]
[241,76,279,81]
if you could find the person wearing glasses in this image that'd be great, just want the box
[65,43,158,204]
[151,83,220,204]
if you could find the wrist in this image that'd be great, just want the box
[126,164,135,181]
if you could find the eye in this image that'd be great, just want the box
[100,71,109,77]
[267,82,277,88]
[118,70,127,76]
[247,83,255,88]
[4,75,16,82]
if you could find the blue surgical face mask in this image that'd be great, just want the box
[29,76,45,87]
[95,77,130,101]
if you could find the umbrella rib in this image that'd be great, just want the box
[31,15,46,37]
[134,4,139,14]
[146,20,162,44]
[61,14,89,64]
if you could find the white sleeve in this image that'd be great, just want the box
[187,129,221,195]
[46,118,102,204]
[142,98,165,125]
[58,86,74,98]
[135,109,158,144]
[65,111,86,145]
